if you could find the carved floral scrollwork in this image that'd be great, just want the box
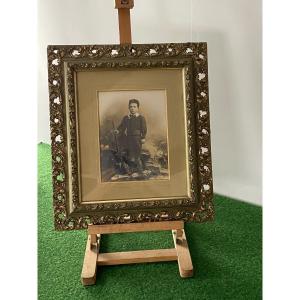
[47,43,214,230]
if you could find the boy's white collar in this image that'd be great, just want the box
[128,113,140,117]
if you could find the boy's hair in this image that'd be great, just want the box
[128,99,140,108]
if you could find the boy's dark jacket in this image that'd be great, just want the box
[117,114,147,139]
[117,114,147,159]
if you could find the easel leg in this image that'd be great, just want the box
[81,234,99,285]
[172,229,194,278]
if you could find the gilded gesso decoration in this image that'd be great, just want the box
[47,43,214,230]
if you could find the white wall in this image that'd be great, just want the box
[38,0,262,205]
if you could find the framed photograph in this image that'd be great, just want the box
[47,43,214,230]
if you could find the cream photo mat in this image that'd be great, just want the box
[76,68,190,202]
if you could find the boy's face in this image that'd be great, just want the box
[129,103,139,114]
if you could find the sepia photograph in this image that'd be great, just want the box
[99,90,170,182]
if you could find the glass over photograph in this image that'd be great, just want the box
[98,90,169,182]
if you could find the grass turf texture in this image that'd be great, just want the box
[38,143,262,300]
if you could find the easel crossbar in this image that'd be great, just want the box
[97,248,178,265]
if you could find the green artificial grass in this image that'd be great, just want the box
[38,143,262,300]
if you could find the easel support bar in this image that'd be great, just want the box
[88,220,184,235]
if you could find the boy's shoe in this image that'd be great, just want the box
[131,172,139,178]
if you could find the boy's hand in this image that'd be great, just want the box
[100,144,110,150]
[141,139,146,144]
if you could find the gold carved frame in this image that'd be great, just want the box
[47,43,214,230]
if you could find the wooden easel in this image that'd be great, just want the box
[81,0,193,285]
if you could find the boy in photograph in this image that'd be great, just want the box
[114,99,147,177]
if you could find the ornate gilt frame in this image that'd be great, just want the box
[47,42,214,230]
